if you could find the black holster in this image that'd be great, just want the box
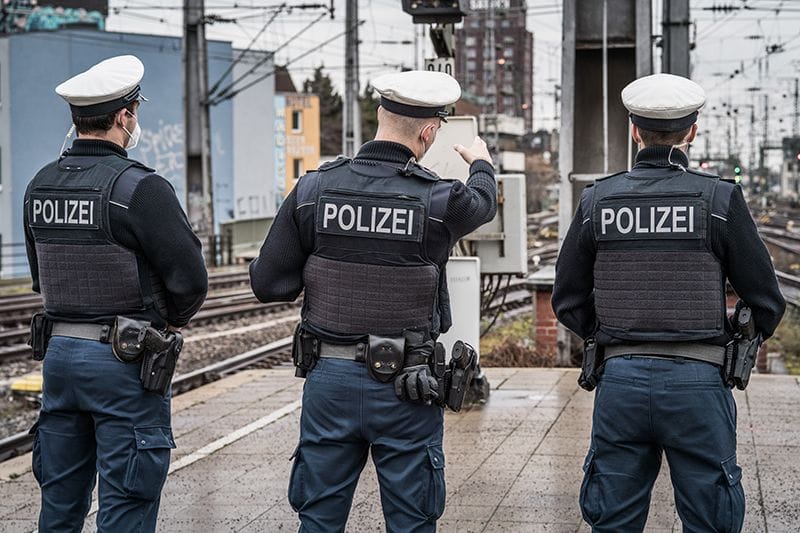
[292,323,319,378]
[111,316,182,395]
[28,312,52,361]
[578,337,604,392]
[139,330,183,396]
[723,304,761,390]
[445,340,477,412]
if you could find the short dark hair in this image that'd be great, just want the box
[637,126,692,147]
[72,102,137,135]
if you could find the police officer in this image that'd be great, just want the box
[250,70,497,531]
[552,73,786,532]
[23,56,208,532]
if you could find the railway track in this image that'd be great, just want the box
[0,299,300,362]
[0,269,254,327]
[0,336,294,462]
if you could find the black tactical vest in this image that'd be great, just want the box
[296,157,442,340]
[587,168,733,342]
[26,154,160,321]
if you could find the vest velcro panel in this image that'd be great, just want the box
[303,255,437,336]
[36,242,143,314]
[594,250,722,332]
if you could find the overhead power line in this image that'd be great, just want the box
[208,18,365,105]
[208,9,328,101]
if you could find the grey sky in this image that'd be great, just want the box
[106,0,800,169]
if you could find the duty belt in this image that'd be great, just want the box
[604,342,725,366]
[319,341,367,362]
[51,322,112,343]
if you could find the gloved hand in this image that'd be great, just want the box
[395,364,439,404]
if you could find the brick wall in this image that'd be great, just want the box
[533,286,559,357]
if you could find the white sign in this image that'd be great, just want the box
[420,115,478,182]
[437,257,481,361]
[425,57,455,77]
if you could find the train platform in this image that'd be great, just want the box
[0,366,798,532]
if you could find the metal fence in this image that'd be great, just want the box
[1,232,237,280]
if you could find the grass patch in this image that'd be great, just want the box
[771,309,800,375]
[480,315,556,367]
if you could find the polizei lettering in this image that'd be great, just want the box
[596,201,703,241]
[317,195,423,242]
[29,195,99,228]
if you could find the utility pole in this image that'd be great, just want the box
[661,0,690,77]
[794,78,799,138]
[484,0,499,157]
[184,0,214,249]
[342,0,361,157]
[760,93,768,171]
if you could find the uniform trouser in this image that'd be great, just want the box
[289,358,446,533]
[31,336,175,533]
[580,356,745,533]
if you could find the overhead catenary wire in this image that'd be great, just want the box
[208,2,289,95]
[208,9,328,100]
[208,18,366,105]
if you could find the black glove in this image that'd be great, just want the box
[395,364,439,404]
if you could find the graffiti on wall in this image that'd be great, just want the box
[137,120,184,192]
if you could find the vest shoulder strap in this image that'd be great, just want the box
[594,170,627,183]
[686,167,718,179]
[710,177,736,220]
[295,171,321,207]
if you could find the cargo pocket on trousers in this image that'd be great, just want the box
[30,421,42,484]
[716,454,745,533]
[288,444,307,512]
[579,448,601,525]
[123,426,176,500]
[422,444,446,521]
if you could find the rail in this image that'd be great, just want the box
[0,337,293,463]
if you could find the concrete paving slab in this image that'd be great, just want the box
[0,369,798,532]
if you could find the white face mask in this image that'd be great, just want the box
[667,140,690,171]
[58,124,76,157]
[122,111,141,150]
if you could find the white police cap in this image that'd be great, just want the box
[55,55,146,118]
[372,70,461,122]
[621,73,706,132]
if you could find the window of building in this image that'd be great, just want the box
[465,36,477,46]
[504,71,514,81]
[466,48,477,59]
[501,19,510,28]
[291,110,302,133]
[293,158,304,181]
[504,96,515,107]
[466,60,477,71]
[504,47,514,58]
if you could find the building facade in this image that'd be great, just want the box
[455,0,534,131]
[0,28,280,277]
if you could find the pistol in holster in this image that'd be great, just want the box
[443,340,478,412]
[723,303,761,391]
[28,312,53,361]
[292,322,319,378]
[578,337,604,392]
[112,316,183,396]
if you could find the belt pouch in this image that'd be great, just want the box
[28,312,52,361]
[112,316,149,363]
[367,335,405,383]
